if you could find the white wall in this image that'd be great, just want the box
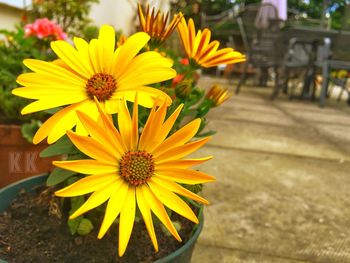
[89,0,171,35]
[0,4,22,31]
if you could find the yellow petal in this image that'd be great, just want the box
[114,32,150,76]
[150,104,184,151]
[118,98,132,149]
[70,179,122,219]
[114,87,172,108]
[155,168,215,185]
[117,67,176,90]
[98,25,115,73]
[153,118,201,156]
[148,180,198,224]
[98,182,129,239]
[141,185,181,241]
[136,185,158,251]
[155,156,213,169]
[32,100,88,144]
[131,94,139,150]
[73,37,95,75]
[154,137,211,162]
[66,130,118,164]
[53,159,118,175]
[89,39,100,73]
[55,173,118,197]
[17,95,84,115]
[94,98,128,153]
[119,187,136,257]
[152,176,209,204]
[143,101,167,152]
[119,51,172,80]
[22,59,86,84]
[51,40,91,78]
[76,110,123,158]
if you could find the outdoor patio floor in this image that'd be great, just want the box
[191,76,350,263]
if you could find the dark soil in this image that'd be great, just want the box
[0,185,198,263]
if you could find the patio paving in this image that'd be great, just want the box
[191,76,350,263]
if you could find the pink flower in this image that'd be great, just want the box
[24,18,67,40]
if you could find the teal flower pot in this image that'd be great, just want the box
[0,175,203,263]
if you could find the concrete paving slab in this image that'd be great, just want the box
[193,146,350,263]
[193,243,312,263]
[205,118,348,161]
[193,77,350,262]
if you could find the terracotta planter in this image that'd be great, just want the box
[0,124,58,188]
[0,174,203,263]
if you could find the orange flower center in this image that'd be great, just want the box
[119,151,154,186]
[86,73,117,101]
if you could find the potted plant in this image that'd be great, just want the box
[0,0,99,188]
[0,3,245,262]
[0,19,66,187]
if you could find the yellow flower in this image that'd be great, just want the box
[12,25,176,144]
[206,85,232,106]
[138,3,183,44]
[54,97,215,256]
[177,18,246,68]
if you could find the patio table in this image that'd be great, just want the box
[281,26,350,105]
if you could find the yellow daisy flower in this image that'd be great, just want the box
[206,85,232,106]
[12,25,176,144]
[177,18,246,68]
[54,97,215,257]
[138,3,183,44]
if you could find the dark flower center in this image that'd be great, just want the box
[86,73,117,101]
[119,151,154,186]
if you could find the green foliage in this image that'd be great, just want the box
[28,0,100,37]
[40,135,78,157]
[21,119,42,142]
[0,28,50,124]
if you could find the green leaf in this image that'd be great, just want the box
[21,120,41,143]
[77,218,94,235]
[40,135,77,157]
[68,216,82,235]
[46,168,77,186]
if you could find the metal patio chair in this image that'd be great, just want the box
[234,3,284,95]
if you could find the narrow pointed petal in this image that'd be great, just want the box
[94,98,128,153]
[136,186,158,251]
[53,159,118,175]
[118,98,132,149]
[70,180,121,219]
[119,187,136,257]
[98,182,129,239]
[155,168,215,184]
[148,180,198,224]
[55,173,119,197]
[66,130,118,164]
[141,185,181,241]
[152,176,209,204]
[154,137,211,161]
[131,94,139,150]
[153,118,201,156]
[76,110,123,158]
[155,156,213,169]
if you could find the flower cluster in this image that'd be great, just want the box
[24,18,67,40]
[13,3,245,258]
